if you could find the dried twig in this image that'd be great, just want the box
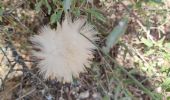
[119,1,154,41]
[118,1,144,25]
[1,6,52,97]
[16,88,36,100]
[0,47,17,90]
[3,0,27,15]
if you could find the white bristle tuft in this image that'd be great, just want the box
[30,17,98,82]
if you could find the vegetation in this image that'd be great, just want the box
[0,0,170,99]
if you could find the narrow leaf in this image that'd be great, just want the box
[55,10,62,22]
[44,0,52,14]
[50,12,57,24]
[50,10,63,24]
[162,78,170,91]
[103,17,129,53]
[0,5,3,21]
[141,37,153,47]
[86,8,106,22]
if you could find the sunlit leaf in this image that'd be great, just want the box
[50,10,63,24]
[149,0,163,4]
[162,78,170,91]
[165,43,170,49]
[145,49,155,56]
[63,0,72,12]
[141,37,153,47]
[102,17,129,53]
[50,12,57,24]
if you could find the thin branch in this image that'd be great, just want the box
[118,1,144,25]
[119,1,154,42]
[0,47,12,65]
[16,88,36,100]
[1,63,16,87]
[0,47,17,90]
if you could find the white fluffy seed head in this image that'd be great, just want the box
[30,17,98,82]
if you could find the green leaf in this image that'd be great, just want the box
[0,8,3,16]
[55,10,62,22]
[50,10,63,24]
[141,37,153,47]
[35,1,43,13]
[102,17,129,53]
[44,0,52,14]
[165,43,170,49]
[73,8,80,16]
[156,37,165,47]
[103,95,110,100]
[52,0,57,4]
[63,0,72,12]
[145,49,155,56]
[86,8,106,22]
[50,12,57,24]
[0,8,3,21]
[162,78,170,91]
[167,96,170,100]
[166,88,170,92]
[121,97,131,100]
[135,1,142,8]
[148,0,163,4]
[114,86,121,99]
